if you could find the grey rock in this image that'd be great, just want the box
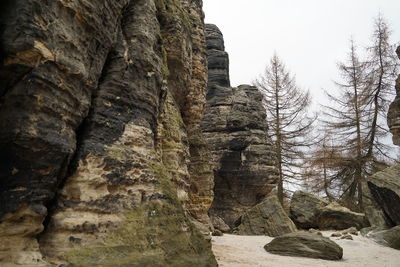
[362,181,390,227]
[264,232,343,260]
[387,46,400,146]
[289,190,329,229]
[205,24,230,87]
[317,202,367,230]
[341,227,358,235]
[202,24,277,228]
[340,234,353,240]
[236,195,297,237]
[367,225,400,250]
[210,214,231,233]
[366,164,400,226]
[331,232,342,237]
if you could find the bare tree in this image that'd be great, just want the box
[254,54,315,205]
[322,15,398,210]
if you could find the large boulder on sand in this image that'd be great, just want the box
[364,225,400,250]
[289,191,329,229]
[317,202,367,230]
[236,195,297,236]
[264,232,343,260]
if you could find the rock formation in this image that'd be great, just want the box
[317,202,367,230]
[365,164,400,226]
[289,191,367,230]
[387,46,400,146]
[0,0,216,266]
[289,191,329,229]
[264,232,343,260]
[236,195,297,236]
[202,24,278,227]
[363,226,400,250]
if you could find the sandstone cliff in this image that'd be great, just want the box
[0,0,216,266]
[202,24,278,228]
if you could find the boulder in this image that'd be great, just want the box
[366,164,400,226]
[365,225,400,250]
[361,181,389,227]
[210,214,231,233]
[289,191,329,229]
[317,202,367,230]
[264,232,343,260]
[236,195,297,236]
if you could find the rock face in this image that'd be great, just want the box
[366,164,400,226]
[0,1,216,266]
[264,232,343,260]
[387,46,400,146]
[236,195,297,236]
[317,203,367,230]
[289,191,329,229]
[205,24,230,88]
[202,24,278,227]
[365,225,400,250]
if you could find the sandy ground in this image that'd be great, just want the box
[211,232,400,267]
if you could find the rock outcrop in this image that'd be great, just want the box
[202,24,278,227]
[0,1,216,266]
[264,232,343,260]
[289,191,367,230]
[365,164,400,226]
[364,226,400,250]
[236,195,297,236]
[387,46,400,146]
[317,202,367,230]
[289,191,329,229]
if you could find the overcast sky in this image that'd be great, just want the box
[203,0,400,108]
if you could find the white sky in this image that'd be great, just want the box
[203,0,400,108]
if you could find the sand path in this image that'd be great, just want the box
[211,232,400,267]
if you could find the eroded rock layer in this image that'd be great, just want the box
[202,24,277,227]
[0,0,216,266]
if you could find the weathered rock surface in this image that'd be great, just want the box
[289,190,329,229]
[364,225,400,250]
[0,0,216,266]
[317,202,367,230]
[205,24,230,88]
[264,232,343,260]
[236,195,297,236]
[361,180,390,227]
[366,164,400,227]
[210,214,231,233]
[202,24,277,227]
[387,46,400,145]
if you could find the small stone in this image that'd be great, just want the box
[212,229,223,236]
[340,234,353,240]
[331,232,342,237]
[341,227,358,235]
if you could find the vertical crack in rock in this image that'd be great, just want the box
[202,24,278,228]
